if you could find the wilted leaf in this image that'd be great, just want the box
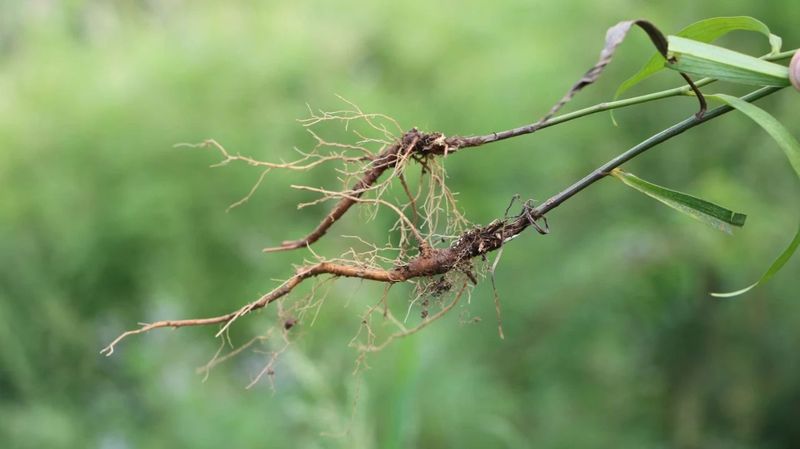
[535,19,670,125]
[611,169,747,234]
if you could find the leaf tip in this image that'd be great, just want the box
[710,282,758,299]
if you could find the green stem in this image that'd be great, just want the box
[529,85,785,218]
[458,48,798,148]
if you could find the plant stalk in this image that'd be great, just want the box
[459,48,797,148]
[529,85,786,218]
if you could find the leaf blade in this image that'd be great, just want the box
[710,94,800,176]
[667,36,790,86]
[611,169,747,234]
[614,17,781,102]
[709,93,800,297]
[712,225,800,297]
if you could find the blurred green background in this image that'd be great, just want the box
[1,1,799,448]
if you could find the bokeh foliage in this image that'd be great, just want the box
[1,1,798,448]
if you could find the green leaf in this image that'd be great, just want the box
[614,17,781,102]
[667,36,790,86]
[709,93,800,297]
[611,169,747,234]
[712,225,800,298]
[710,94,800,176]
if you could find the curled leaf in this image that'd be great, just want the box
[710,94,800,176]
[709,94,800,297]
[535,20,671,125]
[611,169,747,234]
[556,19,705,122]
[712,225,800,298]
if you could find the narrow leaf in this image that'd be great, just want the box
[710,94,800,176]
[712,225,800,297]
[611,169,747,234]
[667,36,790,86]
[614,17,781,102]
[708,93,800,297]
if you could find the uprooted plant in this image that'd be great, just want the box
[102,17,800,385]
